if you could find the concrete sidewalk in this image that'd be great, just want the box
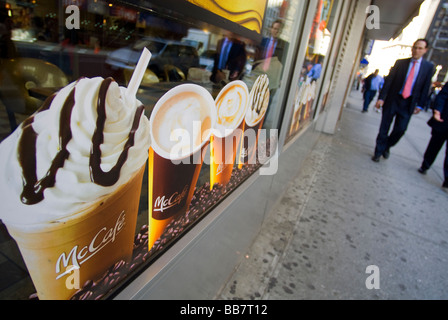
[215,89,448,300]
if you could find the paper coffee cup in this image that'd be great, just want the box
[5,165,145,300]
[148,84,217,250]
[238,75,269,169]
[210,81,248,188]
[291,84,304,133]
[302,82,313,120]
[292,104,302,133]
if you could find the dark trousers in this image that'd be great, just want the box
[374,95,412,157]
[363,90,377,111]
[421,130,448,185]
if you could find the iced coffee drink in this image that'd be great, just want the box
[210,80,248,188]
[0,76,150,300]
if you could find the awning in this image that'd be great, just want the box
[365,0,425,40]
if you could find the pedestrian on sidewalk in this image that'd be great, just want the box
[418,82,448,192]
[371,39,434,162]
[362,69,383,113]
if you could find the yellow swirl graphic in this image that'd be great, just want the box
[186,0,266,33]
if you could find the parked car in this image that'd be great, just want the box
[105,37,166,70]
[199,49,215,72]
[105,37,200,81]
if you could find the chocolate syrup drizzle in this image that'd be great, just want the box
[18,78,144,205]
[18,94,56,204]
[89,78,144,186]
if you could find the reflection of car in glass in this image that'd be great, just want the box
[199,50,215,72]
[105,38,200,81]
[150,43,200,81]
[105,38,166,70]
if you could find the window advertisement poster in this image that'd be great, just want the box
[0,0,295,300]
[285,0,335,142]
[185,0,268,34]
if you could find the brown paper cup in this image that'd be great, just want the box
[147,144,206,250]
[237,75,269,169]
[147,84,216,250]
[210,81,248,188]
[6,165,145,300]
[237,118,265,169]
[210,119,245,188]
[292,104,303,133]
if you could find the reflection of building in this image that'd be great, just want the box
[312,27,331,55]
[425,0,448,82]
[263,0,286,36]
[363,0,442,79]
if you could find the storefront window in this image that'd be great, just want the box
[0,0,300,299]
[284,0,338,142]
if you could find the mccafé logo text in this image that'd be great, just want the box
[55,211,126,280]
[216,163,226,175]
[240,147,248,160]
[154,185,189,213]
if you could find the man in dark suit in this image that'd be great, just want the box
[210,35,247,84]
[418,82,448,192]
[255,20,287,69]
[372,39,435,162]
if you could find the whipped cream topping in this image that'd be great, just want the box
[246,74,270,126]
[0,77,150,225]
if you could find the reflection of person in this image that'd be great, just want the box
[210,36,247,84]
[253,20,288,128]
[356,72,363,90]
[418,83,448,192]
[307,56,323,83]
[372,39,434,162]
[255,20,287,70]
[427,83,442,112]
[362,69,383,113]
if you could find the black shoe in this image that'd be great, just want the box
[371,155,380,162]
[362,110,368,113]
[418,167,427,175]
[382,149,390,159]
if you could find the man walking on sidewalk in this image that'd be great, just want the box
[418,82,448,192]
[371,39,434,162]
[362,69,383,113]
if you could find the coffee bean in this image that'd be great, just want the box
[82,280,93,290]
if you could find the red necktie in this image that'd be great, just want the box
[263,38,275,71]
[402,60,416,99]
